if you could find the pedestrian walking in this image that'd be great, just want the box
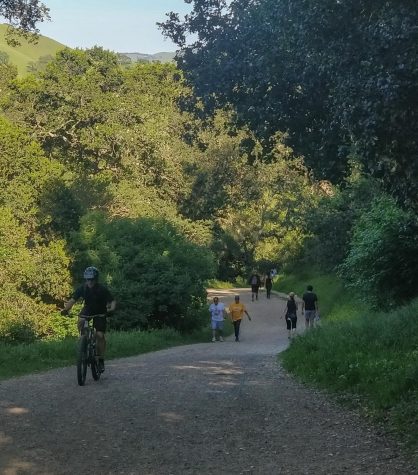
[248,272,261,301]
[265,274,273,299]
[209,296,227,342]
[228,295,251,342]
[282,291,298,339]
[301,285,319,329]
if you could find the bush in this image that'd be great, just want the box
[301,173,380,272]
[339,195,418,308]
[0,286,77,344]
[70,212,215,332]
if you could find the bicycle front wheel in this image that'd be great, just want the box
[77,335,88,386]
[90,345,101,381]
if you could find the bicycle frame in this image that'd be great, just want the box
[77,314,106,386]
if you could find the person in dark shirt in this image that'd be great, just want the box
[248,272,261,301]
[61,266,116,372]
[301,285,318,329]
[265,275,273,299]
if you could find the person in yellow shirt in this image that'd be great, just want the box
[228,295,252,342]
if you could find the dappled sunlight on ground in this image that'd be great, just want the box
[172,363,243,376]
[5,407,29,415]
[0,431,13,445]
[159,411,185,423]
[2,459,34,475]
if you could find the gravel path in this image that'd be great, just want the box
[0,289,416,475]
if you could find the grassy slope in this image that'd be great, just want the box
[0,24,65,75]
[277,271,418,449]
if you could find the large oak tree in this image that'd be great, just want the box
[160,0,418,207]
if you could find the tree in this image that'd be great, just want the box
[0,50,9,64]
[26,54,54,73]
[160,0,418,206]
[0,0,49,45]
[178,114,315,277]
[71,211,215,331]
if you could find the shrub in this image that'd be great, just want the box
[0,286,77,344]
[339,195,418,308]
[70,212,215,332]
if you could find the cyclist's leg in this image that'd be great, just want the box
[93,317,107,371]
[96,331,106,358]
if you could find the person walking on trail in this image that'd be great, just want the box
[61,266,116,373]
[301,284,319,329]
[228,295,252,342]
[282,292,298,339]
[265,274,273,299]
[248,272,261,301]
[209,296,227,342]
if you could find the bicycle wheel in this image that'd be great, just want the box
[90,344,101,381]
[77,335,88,386]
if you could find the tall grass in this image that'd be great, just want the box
[207,279,236,289]
[279,270,418,447]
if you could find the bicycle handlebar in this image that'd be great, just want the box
[79,314,107,319]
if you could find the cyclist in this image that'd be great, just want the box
[61,266,116,372]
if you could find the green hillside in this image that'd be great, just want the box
[0,24,66,75]
[120,51,175,63]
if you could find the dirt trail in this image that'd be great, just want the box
[0,289,416,474]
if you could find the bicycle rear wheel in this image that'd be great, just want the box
[77,335,88,386]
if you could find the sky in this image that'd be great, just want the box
[38,0,193,54]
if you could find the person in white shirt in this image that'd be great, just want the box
[209,296,227,342]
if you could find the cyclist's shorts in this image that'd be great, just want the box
[211,320,224,330]
[93,316,107,333]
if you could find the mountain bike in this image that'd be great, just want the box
[77,314,106,386]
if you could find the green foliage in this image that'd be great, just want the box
[70,211,215,332]
[302,170,381,272]
[180,120,315,277]
[0,284,76,344]
[26,53,54,73]
[206,279,235,290]
[0,116,63,229]
[339,195,418,309]
[161,0,418,205]
[0,49,9,63]
[0,60,17,98]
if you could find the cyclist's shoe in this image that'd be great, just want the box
[98,359,105,373]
